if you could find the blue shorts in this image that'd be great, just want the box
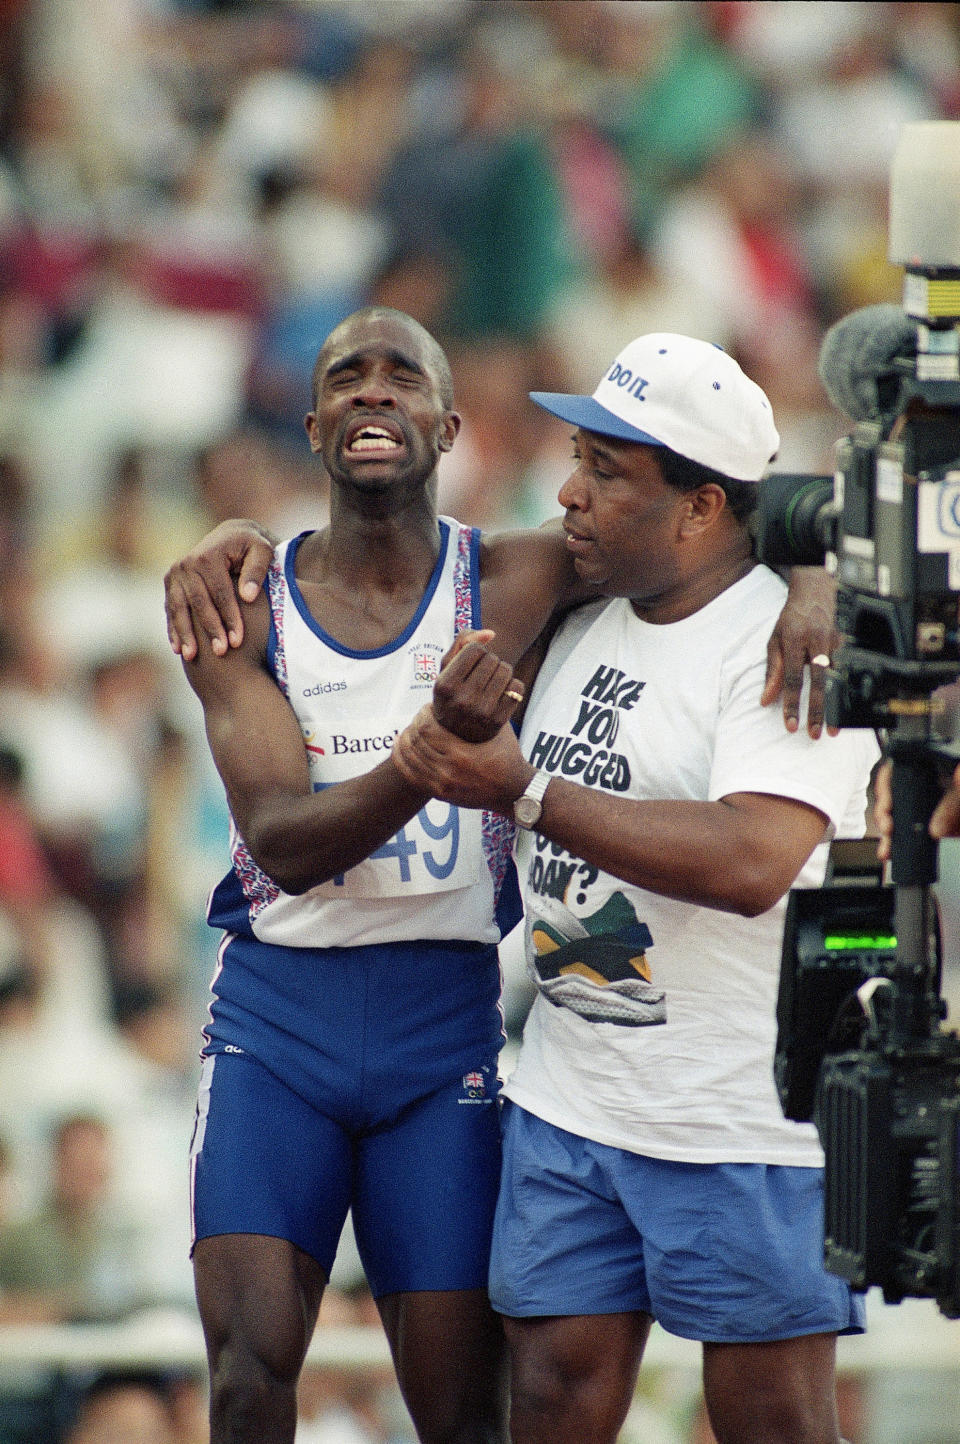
[489,1102,866,1343]
[204,934,505,1115]
[190,1049,503,1297]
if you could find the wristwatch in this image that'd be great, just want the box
[513,770,551,830]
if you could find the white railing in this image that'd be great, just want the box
[0,1295,956,1378]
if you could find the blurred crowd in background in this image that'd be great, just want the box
[0,1,958,1440]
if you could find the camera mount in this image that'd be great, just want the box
[763,122,960,1318]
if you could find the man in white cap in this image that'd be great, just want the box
[393,333,879,1444]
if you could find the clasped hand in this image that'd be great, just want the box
[393,632,534,813]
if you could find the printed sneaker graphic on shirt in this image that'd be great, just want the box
[528,891,666,1027]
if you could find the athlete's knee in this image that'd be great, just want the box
[208,1338,299,1438]
[419,1418,507,1444]
[400,1357,509,1444]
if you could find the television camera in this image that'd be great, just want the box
[758,122,960,1319]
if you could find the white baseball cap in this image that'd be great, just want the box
[530,333,779,482]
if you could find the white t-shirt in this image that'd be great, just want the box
[504,566,881,1167]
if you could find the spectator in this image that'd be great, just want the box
[0,1113,145,1323]
[61,1371,180,1444]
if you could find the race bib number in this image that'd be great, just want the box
[309,799,485,899]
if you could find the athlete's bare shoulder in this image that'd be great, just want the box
[475,520,584,664]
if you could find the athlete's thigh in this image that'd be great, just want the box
[351,1072,502,1296]
[702,1332,841,1444]
[378,1288,508,1443]
[193,1232,328,1381]
[191,1050,353,1276]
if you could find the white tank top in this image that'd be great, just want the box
[221,518,516,949]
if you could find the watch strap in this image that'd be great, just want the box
[514,769,551,829]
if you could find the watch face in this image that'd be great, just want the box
[514,796,542,828]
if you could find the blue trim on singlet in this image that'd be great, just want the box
[468,525,482,630]
[281,521,452,659]
[460,522,520,935]
[265,584,279,688]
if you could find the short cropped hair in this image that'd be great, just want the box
[656,447,758,524]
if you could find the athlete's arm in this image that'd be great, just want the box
[394,708,829,917]
[476,529,841,739]
[473,521,583,664]
[183,595,431,893]
[165,518,837,734]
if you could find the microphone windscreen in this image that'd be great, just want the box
[817,304,916,421]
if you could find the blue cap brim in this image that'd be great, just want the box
[529,392,666,448]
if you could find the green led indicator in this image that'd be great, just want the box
[823,934,897,951]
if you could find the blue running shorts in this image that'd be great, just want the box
[489,1102,866,1342]
[190,1049,503,1297]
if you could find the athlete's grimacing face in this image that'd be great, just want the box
[305,315,459,493]
[557,430,690,604]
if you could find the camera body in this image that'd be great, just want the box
[756,394,960,729]
[773,842,960,1316]
[759,122,960,1318]
[818,1036,960,1315]
[756,362,960,703]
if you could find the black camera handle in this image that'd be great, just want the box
[886,715,953,1046]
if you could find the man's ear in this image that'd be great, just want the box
[438,410,462,453]
[678,483,726,537]
[304,412,322,453]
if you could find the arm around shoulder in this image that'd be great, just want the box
[477,522,586,664]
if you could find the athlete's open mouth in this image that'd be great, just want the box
[345,419,405,455]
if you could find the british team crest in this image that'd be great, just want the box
[409,641,444,688]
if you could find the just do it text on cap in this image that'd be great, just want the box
[530,333,780,483]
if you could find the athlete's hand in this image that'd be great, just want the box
[434,635,525,743]
[164,518,277,660]
[761,566,839,738]
[441,628,496,669]
[394,707,532,813]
